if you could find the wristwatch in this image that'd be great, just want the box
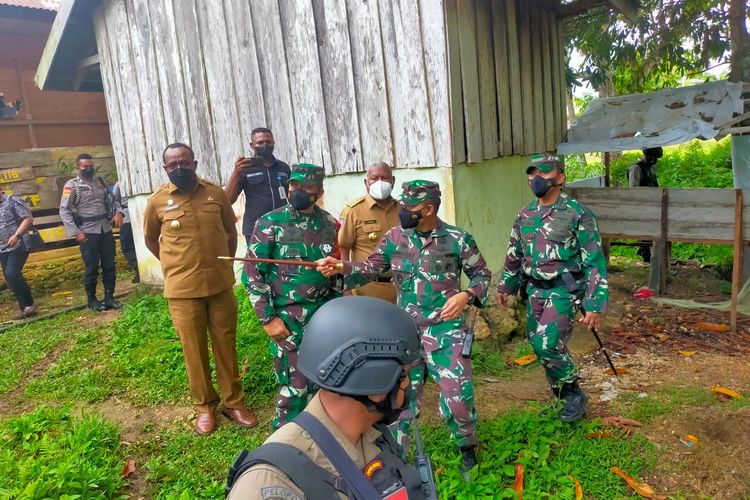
[462,289,476,302]
[260,316,276,326]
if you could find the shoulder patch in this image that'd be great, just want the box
[364,458,383,480]
[346,195,366,208]
[148,183,170,199]
[260,486,301,500]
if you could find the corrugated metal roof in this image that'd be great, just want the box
[0,0,60,11]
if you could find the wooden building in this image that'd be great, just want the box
[0,0,110,153]
[36,0,637,281]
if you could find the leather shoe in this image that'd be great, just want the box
[195,411,216,435]
[222,407,259,428]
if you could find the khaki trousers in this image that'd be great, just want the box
[167,288,245,413]
[352,281,397,304]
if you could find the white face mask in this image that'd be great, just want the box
[368,179,393,200]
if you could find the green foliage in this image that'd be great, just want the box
[613,385,719,423]
[0,407,127,499]
[422,405,655,499]
[137,424,269,498]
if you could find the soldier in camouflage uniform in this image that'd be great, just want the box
[317,180,491,475]
[497,154,608,423]
[243,164,340,430]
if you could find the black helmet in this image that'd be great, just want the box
[299,296,420,396]
[642,147,663,159]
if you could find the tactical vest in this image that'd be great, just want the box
[225,421,425,499]
[629,160,659,187]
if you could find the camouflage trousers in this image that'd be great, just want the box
[395,341,477,450]
[269,315,310,430]
[527,295,578,388]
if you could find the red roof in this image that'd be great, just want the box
[0,0,60,10]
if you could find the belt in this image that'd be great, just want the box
[78,214,108,223]
[529,271,583,291]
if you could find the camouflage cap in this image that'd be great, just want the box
[289,163,325,186]
[526,154,565,174]
[399,180,441,208]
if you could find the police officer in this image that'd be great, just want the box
[226,296,428,500]
[318,180,491,475]
[243,164,339,430]
[113,181,139,283]
[225,128,291,247]
[60,153,123,311]
[143,142,258,435]
[496,154,608,423]
[339,162,400,303]
[628,147,662,263]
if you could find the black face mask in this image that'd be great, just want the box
[529,175,559,198]
[255,144,274,158]
[351,376,412,426]
[399,207,423,229]
[168,168,198,192]
[81,167,95,178]
[290,188,317,210]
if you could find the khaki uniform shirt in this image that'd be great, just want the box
[339,194,399,302]
[143,179,236,299]
[228,393,382,500]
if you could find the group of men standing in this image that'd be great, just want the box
[95,126,609,497]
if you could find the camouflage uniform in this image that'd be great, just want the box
[341,180,491,449]
[498,156,608,388]
[243,164,339,429]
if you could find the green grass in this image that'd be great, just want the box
[0,407,127,499]
[0,310,88,395]
[613,385,724,424]
[137,423,269,498]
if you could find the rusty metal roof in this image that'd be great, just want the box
[0,0,61,11]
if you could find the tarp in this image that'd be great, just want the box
[558,81,745,154]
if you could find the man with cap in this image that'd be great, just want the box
[338,161,400,303]
[317,179,491,476]
[144,142,259,435]
[496,154,608,423]
[628,147,663,263]
[244,163,340,430]
[226,296,430,499]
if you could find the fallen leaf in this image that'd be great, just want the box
[239,357,250,379]
[695,322,729,332]
[585,431,615,439]
[514,354,537,366]
[513,463,524,499]
[684,434,699,443]
[606,368,629,375]
[601,416,643,429]
[120,459,136,479]
[678,351,696,356]
[611,467,666,499]
[435,466,445,475]
[567,475,583,500]
[665,101,686,109]
[51,290,73,297]
[711,385,743,399]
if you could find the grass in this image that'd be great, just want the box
[0,407,127,499]
[612,385,735,424]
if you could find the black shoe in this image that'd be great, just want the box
[460,445,478,482]
[103,290,122,310]
[558,381,587,423]
[86,290,106,312]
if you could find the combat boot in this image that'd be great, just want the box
[459,445,478,482]
[558,381,587,423]
[103,289,122,310]
[86,289,106,312]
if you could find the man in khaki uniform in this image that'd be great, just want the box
[144,142,258,435]
[226,297,427,499]
[338,162,399,303]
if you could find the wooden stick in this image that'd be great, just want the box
[218,256,320,267]
[731,189,743,333]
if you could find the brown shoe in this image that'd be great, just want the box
[222,407,259,428]
[195,410,216,435]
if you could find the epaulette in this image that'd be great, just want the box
[149,183,170,199]
[202,178,219,187]
[345,195,366,208]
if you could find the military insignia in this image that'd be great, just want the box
[322,243,333,253]
[62,186,73,198]
[207,196,214,202]
[364,459,383,480]
[260,486,301,500]
[368,232,378,242]
[165,204,181,212]
[167,199,174,205]
[170,220,181,230]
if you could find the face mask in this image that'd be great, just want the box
[168,168,198,192]
[368,180,393,200]
[290,188,317,210]
[351,375,412,426]
[529,175,559,198]
[81,167,95,178]
[255,144,274,158]
[399,207,423,229]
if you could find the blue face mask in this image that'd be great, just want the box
[529,175,558,198]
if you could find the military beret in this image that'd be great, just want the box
[399,180,441,208]
[289,163,325,186]
[526,154,565,174]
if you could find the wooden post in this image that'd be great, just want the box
[649,188,669,294]
[15,58,37,148]
[731,189,744,332]
[603,152,611,187]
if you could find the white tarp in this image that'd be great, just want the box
[558,81,745,154]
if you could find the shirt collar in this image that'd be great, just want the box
[168,177,206,195]
[304,393,382,456]
[365,192,396,210]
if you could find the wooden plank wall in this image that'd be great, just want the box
[445,0,568,163]
[92,0,455,196]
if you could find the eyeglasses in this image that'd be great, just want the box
[163,161,194,172]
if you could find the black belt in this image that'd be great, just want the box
[78,214,108,223]
[529,271,583,291]
[374,277,392,283]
